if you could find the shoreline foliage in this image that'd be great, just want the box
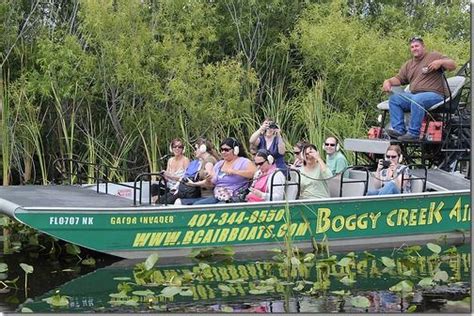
[0,0,469,184]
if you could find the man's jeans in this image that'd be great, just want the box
[389,92,444,137]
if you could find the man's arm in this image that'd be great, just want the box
[382,77,402,93]
[428,58,456,72]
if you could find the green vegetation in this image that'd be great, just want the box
[0,0,469,184]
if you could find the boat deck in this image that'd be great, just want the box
[0,185,133,210]
[412,169,470,191]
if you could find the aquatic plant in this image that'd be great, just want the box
[42,290,70,307]
[19,263,33,298]
[188,246,235,259]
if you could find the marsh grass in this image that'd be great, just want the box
[1,67,11,185]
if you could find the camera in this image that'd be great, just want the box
[381,160,391,169]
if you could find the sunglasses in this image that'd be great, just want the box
[325,143,336,147]
[255,161,265,166]
[293,151,301,155]
[409,36,423,43]
[220,147,232,152]
[172,145,184,149]
[386,155,398,159]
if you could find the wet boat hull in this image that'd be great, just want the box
[1,186,469,258]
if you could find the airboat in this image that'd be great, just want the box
[0,66,470,259]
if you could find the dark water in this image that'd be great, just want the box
[0,247,119,312]
[0,244,471,313]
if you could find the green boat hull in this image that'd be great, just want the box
[10,189,471,258]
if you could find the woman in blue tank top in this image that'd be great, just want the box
[249,119,287,174]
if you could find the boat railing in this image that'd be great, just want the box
[133,172,168,206]
[327,165,370,197]
[52,157,147,195]
[402,164,428,193]
[269,168,301,201]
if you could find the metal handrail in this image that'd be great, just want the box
[269,168,301,201]
[52,157,148,195]
[339,165,369,197]
[133,172,168,206]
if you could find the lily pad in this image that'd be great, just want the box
[226,278,245,284]
[179,289,193,296]
[381,256,396,268]
[124,299,139,306]
[20,263,33,274]
[331,290,350,296]
[337,257,352,267]
[433,270,449,282]
[293,282,305,291]
[81,257,96,266]
[132,289,155,296]
[20,307,33,313]
[221,306,234,312]
[389,280,413,293]
[109,291,129,299]
[144,254,159,271]
[290,256,301,266]
[161,286,181,298]
[249,289,267,295]
[42,295,69,307]
[0,263,8,273]
[406,305,417,312]
[418,277,434,288]
[198,263,210,270]
[350,296,370,308]
[218,284,233,292]
[303,253,315,262]
[427,243,441,254]
[65,244,81,256]
[262,277,277,285]
[339,276,356,286]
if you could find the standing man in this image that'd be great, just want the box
[382,36,456,141]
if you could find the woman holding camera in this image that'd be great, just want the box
[367,145,411,195]
[249,119,287,173]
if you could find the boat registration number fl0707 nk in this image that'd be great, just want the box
[49,216,94,225]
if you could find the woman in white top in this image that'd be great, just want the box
[163,138,190,190]
[151,138,189,203]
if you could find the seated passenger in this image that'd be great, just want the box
[159,138,218,205]
[193,137,256,204]
[249,118,287,174]
[323,136,348,176]
[247,149,285,202]
[289,140,308,170]
[299,144,332,199]
[151,138,189,203]
[367,145,410,195]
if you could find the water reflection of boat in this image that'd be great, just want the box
[0,158,470,258]
[19,246,471,313]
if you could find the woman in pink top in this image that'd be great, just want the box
[247,149,285,202]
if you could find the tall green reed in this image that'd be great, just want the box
[1,67,11,185]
